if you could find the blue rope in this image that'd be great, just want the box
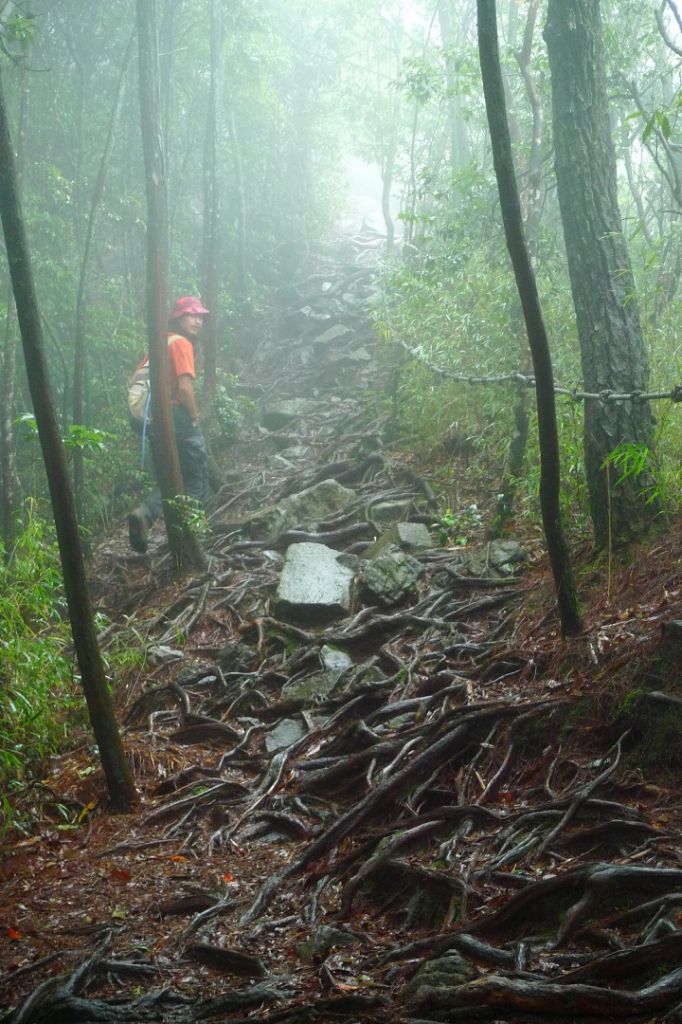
[140,388,152,468]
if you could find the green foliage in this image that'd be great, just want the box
[2,14,36,50]
[64,424,112,453]
[603,441,666,510]
[166,494,208,542]
[212,375,258,444]
[0,507,148,830]
[433,503,483,547]
[0,508,81,815]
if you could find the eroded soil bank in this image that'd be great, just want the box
[3,237,682,1024]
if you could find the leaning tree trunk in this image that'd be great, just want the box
[545,0,659,548]
[477,0,581,636]
[0,77,138,811]
[491,0,543,536]
[136,0,207,573]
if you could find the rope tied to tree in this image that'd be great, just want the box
[394,337,682,405]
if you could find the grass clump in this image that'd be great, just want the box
[0,508,82,826]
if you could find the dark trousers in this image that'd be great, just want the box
[140,406,209,524]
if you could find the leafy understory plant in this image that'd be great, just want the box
[603,441,665,508]
[0,506,81,822]
[433,503,484,547]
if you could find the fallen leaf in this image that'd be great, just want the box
[76,800,98,824]
[7,927,21,941]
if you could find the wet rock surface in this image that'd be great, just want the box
[274,541,355,622]
[360,544,423,606]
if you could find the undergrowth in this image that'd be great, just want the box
[373,244,682,536]
[0,507,144,833]
[0,508,81,827]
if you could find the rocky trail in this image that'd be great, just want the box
[3,235,682,1023]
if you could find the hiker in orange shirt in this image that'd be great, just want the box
[128,296,210,553]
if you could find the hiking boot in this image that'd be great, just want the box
[128,508,150,553]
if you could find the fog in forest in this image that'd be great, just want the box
[5,7,682,1018]
[0,0,681,546]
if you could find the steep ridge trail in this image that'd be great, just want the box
[3,237,682,1023]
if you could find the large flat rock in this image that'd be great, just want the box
[261,398,316,430]
[365,521,434,558]
[221,478,356,537]
[274,542,355,624]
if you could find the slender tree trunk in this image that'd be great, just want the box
[200,0,225,492]
[1,59,27,554]
[477,0,581,636]
[228,103,247,304]
[0,78,138,810]
[202,0,220,410]
[72,34,134,528]
[380,137,397,250]
[492,0,543,535]
[1,306,21,553]
[136,0,207,573]
[438,0,471,174]
[545,0,659,548]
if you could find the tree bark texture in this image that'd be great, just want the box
[136,0,207,573]
[545,0,659,548]
[477,0,581,636]
[0,75,138,811]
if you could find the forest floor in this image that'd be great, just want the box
[3,237,682,1023]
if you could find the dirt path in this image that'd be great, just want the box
[3,237,682,1023]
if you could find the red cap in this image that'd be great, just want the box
[171,296,210,318]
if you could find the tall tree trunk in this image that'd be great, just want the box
[1,307,21,553]
[438,0,471,173]
[200,0,225,492]
[545,0,659,548]
[72,33,134,528]
[380,136,397,250]
[477,0,581,636]
[228,103,247,304]
[202,0,220,410]
[136,0,207,573]
[492,0,543,535]
[1,58,27,554]
[0,77,138,810]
